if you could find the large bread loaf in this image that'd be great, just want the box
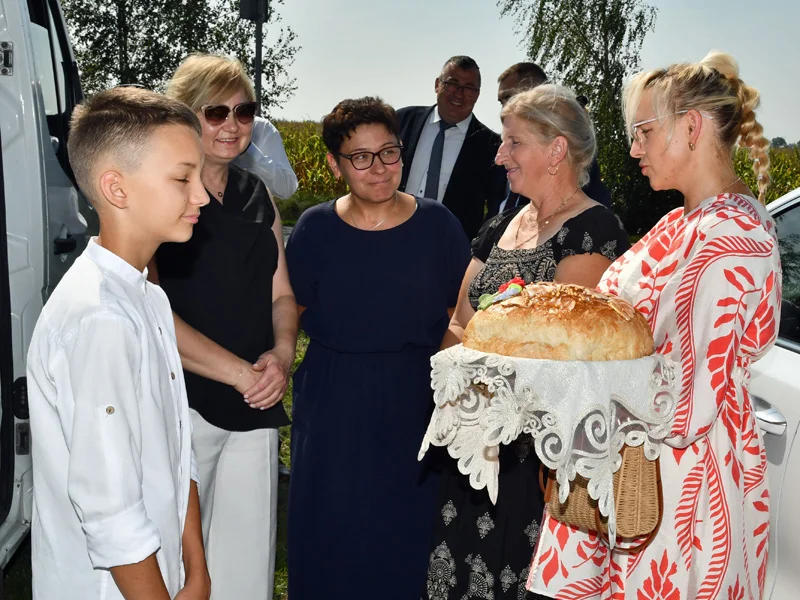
[463,282,653,361]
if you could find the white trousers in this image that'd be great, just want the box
[190,409,279,600]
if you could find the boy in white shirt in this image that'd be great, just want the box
[26,87,211,599]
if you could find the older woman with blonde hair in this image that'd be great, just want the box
[425,84,629,600]
[527,52,781,599]
[151,54,297,599]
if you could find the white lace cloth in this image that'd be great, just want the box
[419,345,677,545]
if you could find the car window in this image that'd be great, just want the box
[774,200,800,344]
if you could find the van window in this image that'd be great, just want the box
[26,0,83,181]
[29,24,59,116]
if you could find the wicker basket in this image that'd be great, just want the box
[541,444,663,554]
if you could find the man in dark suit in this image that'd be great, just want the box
[397,56,507,240]
[487,62,613,217]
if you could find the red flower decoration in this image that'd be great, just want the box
[498,277,526,293]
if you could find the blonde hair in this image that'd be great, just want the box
[623,51,769,202]
[166,53,256,111]
[501,84,596,187]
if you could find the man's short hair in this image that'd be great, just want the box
[68,86,201,206]
[442,55,481,85]
[498,62,548,90]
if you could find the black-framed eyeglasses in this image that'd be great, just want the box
[200,102,258,126]
[440,80,480,97]
[337,145,403,170]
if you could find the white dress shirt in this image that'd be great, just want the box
[27,239,198,600]
[233,116,299,199]
[405,107,473,202]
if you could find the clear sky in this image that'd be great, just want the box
[270,0,799,143]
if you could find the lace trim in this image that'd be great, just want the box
[419,345,677,545]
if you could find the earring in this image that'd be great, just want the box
[547,165,559,176]
[688,142,696,151]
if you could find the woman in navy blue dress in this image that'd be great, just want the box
[285,97,470,599]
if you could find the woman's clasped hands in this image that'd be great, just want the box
[234,347,293,410]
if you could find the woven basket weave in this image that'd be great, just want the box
[542,444,663,553]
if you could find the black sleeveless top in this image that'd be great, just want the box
[156,165,290,431]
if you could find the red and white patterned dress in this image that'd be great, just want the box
[527,193,782,600]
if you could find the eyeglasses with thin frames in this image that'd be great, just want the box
[631,109,714,145]
[337,145,403,170]
[440,80,480,98]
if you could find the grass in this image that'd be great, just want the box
[2,334,309,600]
[273,332,308,599]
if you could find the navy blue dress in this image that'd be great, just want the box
[285,198,470,599]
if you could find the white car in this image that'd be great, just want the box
[752,185,800,599]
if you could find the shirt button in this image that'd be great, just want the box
[171,372,176,380]
[158,327,162,335]
[106,406,115,415]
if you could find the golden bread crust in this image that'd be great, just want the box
[463,283,653,361]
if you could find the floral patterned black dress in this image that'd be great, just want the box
[425,205,630,600]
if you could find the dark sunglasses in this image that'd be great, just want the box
[201,102,258,125]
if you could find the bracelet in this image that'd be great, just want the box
[233,363,245,387]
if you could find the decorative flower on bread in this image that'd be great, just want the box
[477,277,526,311]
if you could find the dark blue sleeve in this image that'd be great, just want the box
[285,209,318,310]
[445,211,471,307]
[582,159,612,208]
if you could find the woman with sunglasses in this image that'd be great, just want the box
[152,54,297,600]
[526,52,780,600]
[284,97,470,599]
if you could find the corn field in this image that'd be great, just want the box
[735,146,800,203]
[273,120,347,221]
[273,119,800,223]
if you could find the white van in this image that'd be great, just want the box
[0,0,91,570]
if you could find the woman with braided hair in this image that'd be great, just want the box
[526,52,781,599]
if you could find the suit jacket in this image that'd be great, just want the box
[487,157,612,218]
[397,105,507,240]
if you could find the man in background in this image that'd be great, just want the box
[489,62,612,217]
[397,55,507,240]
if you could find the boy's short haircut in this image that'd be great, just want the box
[68,86,201,206]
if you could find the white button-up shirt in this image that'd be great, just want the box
[27,239,198,600]
[405,107,473,202]
[233,116,299,199]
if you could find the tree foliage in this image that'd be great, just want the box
[62,0,299,112]
[498,0,684,234]
[771,136,787,148]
